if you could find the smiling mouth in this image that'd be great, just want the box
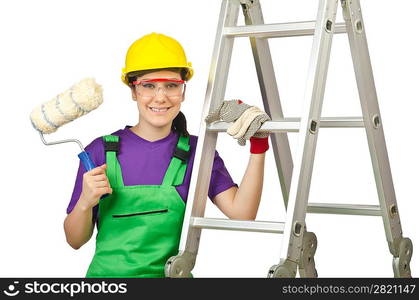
[149,106,170,112]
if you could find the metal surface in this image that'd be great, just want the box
[278,0,338,264]
[39,131,85,152]
[268,259,298,278]
[392,238,413,278]
[307,203,381,216]
[224,21,346,38]
[207,117,364,132]
[165,251,196,278]
[169,0,412,278]
[298,231,318,277]
[241,0,294,205]
[342,0,405,258]
[191,217,285,234]
[171,0,241,274]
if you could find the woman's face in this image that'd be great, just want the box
[131,69,185,131]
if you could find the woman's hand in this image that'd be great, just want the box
[205,99,271,147]
[79,164,112,210]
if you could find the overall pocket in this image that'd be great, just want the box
[112,209,169,218]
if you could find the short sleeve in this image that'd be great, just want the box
[66,137,105,221]
[207,150,238,201]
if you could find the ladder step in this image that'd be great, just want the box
[223,21,346,38]
[191,217,285,234]
[190,204,380,235]
[207,117,364,133]
[307,203,381,216]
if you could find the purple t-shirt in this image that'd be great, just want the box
[67,126,237,220]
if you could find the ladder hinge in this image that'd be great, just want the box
[239,0,256,11]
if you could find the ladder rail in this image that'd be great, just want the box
[279,0,339,265]
[342,0,404,256]
[242,0,294,205]
[177,0,240,259]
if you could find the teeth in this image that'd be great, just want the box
[150,107,169,112]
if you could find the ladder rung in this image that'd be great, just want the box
[207,117,364,133]
[223,21,346,38]
[307,203,382,216]
[191,217,285,234]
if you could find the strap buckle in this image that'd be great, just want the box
[173,147,190,163]
[104,141,120,154]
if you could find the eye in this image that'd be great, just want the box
[141,83,155,89]
[166,83,179,89]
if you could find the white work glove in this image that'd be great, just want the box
[206,100,271,146]
[226,106,270,145]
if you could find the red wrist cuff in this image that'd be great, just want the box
[250,136,269,154]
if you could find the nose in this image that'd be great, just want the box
[155,87,167,99]
[153,88,167,103]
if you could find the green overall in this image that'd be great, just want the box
[86,134,190,278]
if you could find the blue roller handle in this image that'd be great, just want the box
[78,151,96,171]
[78,151,109,199]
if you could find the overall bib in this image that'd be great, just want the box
[86,134,190,278]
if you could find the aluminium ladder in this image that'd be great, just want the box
[164,0,413,277]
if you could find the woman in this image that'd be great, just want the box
[63,32,269,277]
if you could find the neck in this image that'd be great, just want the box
[130,122,172,142]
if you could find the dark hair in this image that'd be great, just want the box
[127,68,189,137]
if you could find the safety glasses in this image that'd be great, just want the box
[132,78,186,100]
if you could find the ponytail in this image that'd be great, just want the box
[171,68,189,137]
[172,111,189,137]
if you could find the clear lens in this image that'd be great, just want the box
[135,81,185,99]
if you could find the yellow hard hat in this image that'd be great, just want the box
[121,32,194,85]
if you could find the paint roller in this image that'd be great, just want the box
[30,78,103,171]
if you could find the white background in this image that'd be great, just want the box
[0,0,418,278]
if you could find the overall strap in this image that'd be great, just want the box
[162,134,190,186]
[103,135,124,188]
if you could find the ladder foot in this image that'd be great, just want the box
[298,231,318,278]
[165,251,196,278]
[392,237,413,278]
[267,260,298,278]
